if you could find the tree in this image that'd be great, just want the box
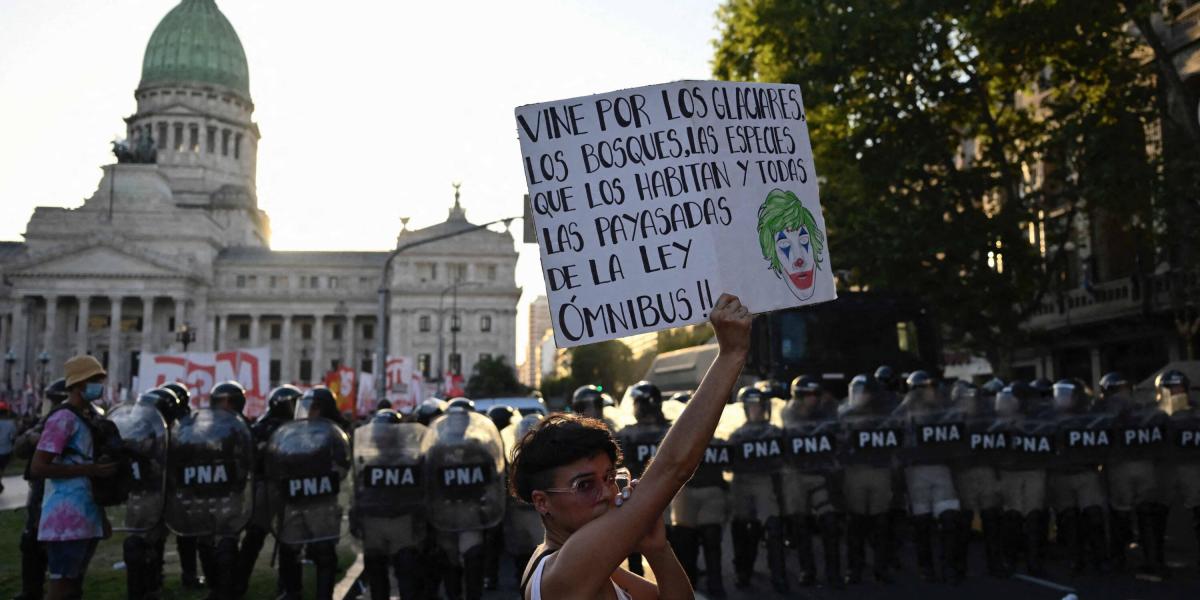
[714,0,1162,375]
[566,340,638,398]
[465,355,527,398]
[657,324,715,354]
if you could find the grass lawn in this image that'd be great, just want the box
[0,505,358,599]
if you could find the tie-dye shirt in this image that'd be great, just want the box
[37,408,105,541]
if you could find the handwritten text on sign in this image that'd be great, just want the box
[515,81,836,347]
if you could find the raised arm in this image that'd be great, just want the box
[543,294,751,597]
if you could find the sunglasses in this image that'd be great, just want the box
[542,467,630,503]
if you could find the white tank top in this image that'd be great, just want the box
[528,552,632,600]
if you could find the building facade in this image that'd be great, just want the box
[0,0,519,398]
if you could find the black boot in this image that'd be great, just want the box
[700,524,727,597]
[177,535,205,589]
[1110,509,1133,572]
[869,513,894,583]
[1057,508,1085,575]
[1136,503,1168,579]
[765,517,788,592]
[844,515,866,585]
[1023,510,1046,577]
[730,519,760,589]
[669,526,701,585]
[205,536,240,600]
[818,512,844,589]
[278,544,304,600]
[124,536,149,600]
[1000,510,1023,572]
[233,525,268,597]
[392,548,422,600]
[793,515,817,585]
[483,525,501,591]
[17,525,48,600]
[149,535,166,596]
[196,537,218,593]
[311,541,339,600]
[981,508,1010,576]
[1193,507,1200,570]
[938,510,967,584]
[1082,506,1109,573]
[365,553,392,600]
[912,514,936,582]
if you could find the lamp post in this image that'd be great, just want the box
[37,351,50,390]
[435,280,481,395]
[374,216,518,401]
[5,350,15,393]
[175,322,196,352]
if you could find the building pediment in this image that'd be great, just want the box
[4,237,201,282]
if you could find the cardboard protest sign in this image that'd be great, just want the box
[515,80,835,347]
[137,347,270,415]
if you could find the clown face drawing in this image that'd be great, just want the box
[757,189,826,301]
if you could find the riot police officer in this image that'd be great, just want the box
[952,380,1007,576]
[501,414,547,586]
[1101,371,1168,576]
[483,404,517,590]
[668,416,730,597]
[617,381,671,577]
[12,378,68,600]
[1159,369,1200,570]
[270,386,352,600]
[158,381,211,590]
[233,384,302,597]
[780,375,843,588]
[415,397,446,426]
[894,370,967,583]
[114,389,175,599]
[571,384,617,430]
[838,374,898,584]
[1047,378,1110,574]
[994,382,1051,577]
[729,385,788,591]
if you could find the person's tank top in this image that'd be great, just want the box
[523,550,632,600]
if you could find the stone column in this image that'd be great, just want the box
[141,296,155,356]
[313,316,325,383]
[281,315,293,383]
[76,296,91,356]
[193,293,210,351]
[214,314,225,352]
[12,298,29,388]
[108,297,123,389]
[343,316,355,370]
[0,311,9,358]
[249,314,261,348]
[173,298,187,351]
[43,296,58,370]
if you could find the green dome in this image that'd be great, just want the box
[140,0,250,97]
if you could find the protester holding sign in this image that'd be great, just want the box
[509,293,751,600]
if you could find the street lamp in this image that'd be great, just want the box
[4,350,15,393]
[436,280,481,394]
[175,322,196,352]
[38,351,50,389]
[374,216,519,400]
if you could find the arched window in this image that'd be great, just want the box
[418,315,431,332]
[480,315,492,332]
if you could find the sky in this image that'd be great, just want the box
[0,0,725,363]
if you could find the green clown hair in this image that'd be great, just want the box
[756,188,826,275]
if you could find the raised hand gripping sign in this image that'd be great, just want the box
[515,80,836,347]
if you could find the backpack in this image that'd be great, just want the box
[48,403,131,507]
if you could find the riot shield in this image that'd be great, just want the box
[784,419,839,471]
[729,422,786,474]
[840,414,905,468]
[264,418,352,545]
[1113,408,1169,461]
[1054,413,1115,467]
[963,416,1009,467]
[901,407,967,465]
[1001,418,1057,470]
[109,401,168,532]
[165,408,254,537]
[1167,412,1200,463]
[353,421,427,519]
[617,422,669,477]
[502,413,546,556]
[422,410,506,532]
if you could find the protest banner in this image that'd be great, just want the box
[515,80,835,347]
[384,356,424,414]
[137,347,271,415]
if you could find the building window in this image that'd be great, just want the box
[330,359,339,373]
[332,324,342,341]
[359,276,373,288]
[361,357,373,373]
[174,122,184,151]
[206,126,216,153]
[189,124,199,152]
[362,323,374,340]
[168,317,175,332]
[450,315,461,331]
[310,276,319,288]
[221,129,230,156]
[270,323,281,340]
[301,323,313,340]
[234,133,242,159]
[416,262,437,281]
[480,315,492,332]
[157,122,168,149]
[329,277,339,289]
[418,354,431,378]
[418,315,431,332]
[247,275,257,288]
[449,263,468,282]
[449,353,462,375]
[269,359,281,386]
[486,265,497,281]
[238,323,250,340]
[269,275,278,289]
[479,353,492,363]
[236,275,246,288]
[299,359,312,382]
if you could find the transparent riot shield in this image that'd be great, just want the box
[264,418,352,545]
[352,420,427,552]
[729,422,786,474]
[784,419,840,471]
[616,422,669,478]
[421,410,506,532]
[109,401,168,532]
[164,408,253,536]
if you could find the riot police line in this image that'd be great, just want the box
[12,367,1197,598]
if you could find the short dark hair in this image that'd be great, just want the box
[509,413,622,503]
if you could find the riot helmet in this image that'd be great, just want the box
[754,379,788,402]
[371,409,402,424]
[1156,369,1193,413]
[209,381,247,414]
[447,397,475,413]
[905,370,937,406]
[416,398,446,426]
[487,404,517,432]
[669,391,692,404]
[980,377,1005,398]
[375,398,392,411]
[297,386,343,425]
[515,413,544,440]
[45,378,69,404]
[161,382,191,407]
[951,380,982,415]
[790,375,822,400]
[995,385,1021,417]
[1097,371,1136,408]
[874,365,899,392]
[571,385,605,419]
[738,385,771,422]
[1051,378,1089,413]
[846,374,879,413]
[1031,378,1054,399]
[143,388,180,424]
[266,385,302,420]
[629,381,665,423]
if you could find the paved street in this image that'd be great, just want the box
[0,475,29,512]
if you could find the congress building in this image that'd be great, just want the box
[0,0,519,399]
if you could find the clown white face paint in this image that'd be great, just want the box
[775,225,817,300]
